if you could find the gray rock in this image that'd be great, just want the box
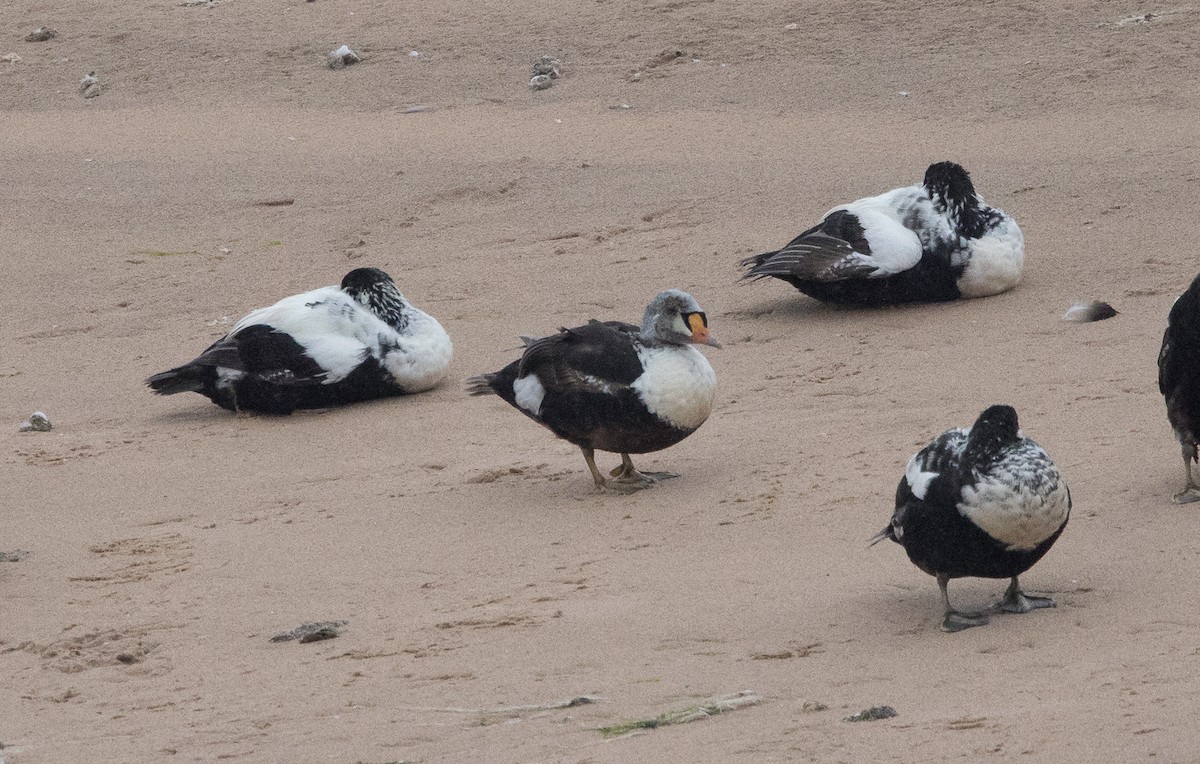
[269,620,348,643]
[844,705,897,722]
[25,27,57,42]
[80,71,100,98]
[20,412,51,432]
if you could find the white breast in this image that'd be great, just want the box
[957,448,1069,551]
[956,217,1024,298]
[630,345,717,431]
[379,310,453,393]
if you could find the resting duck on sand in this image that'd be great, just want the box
[872,405,1070,632]
[467,290,719,492]
[146,267,452,414]
[741,161,1024,305]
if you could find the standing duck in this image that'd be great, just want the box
[146,267,452,414]
[1159,272,1200,503]
[740,161,1024,305]
[871,405,1070,632]
[467,290,719,492]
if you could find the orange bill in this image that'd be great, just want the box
[686,312,721,348]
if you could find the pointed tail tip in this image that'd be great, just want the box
[465,374,497,397]
[867,527,893,547]
[145,369,201,396]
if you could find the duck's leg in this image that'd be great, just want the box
[939,574,990,632]
[609,453,678,484]
[581,447,610,491]
[582,448,650,493]
[995,576,1055,614]
[1174,443,1200,504]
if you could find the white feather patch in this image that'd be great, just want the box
[513,374,546,416]
[630,345,716,431]
[903,453,939,500]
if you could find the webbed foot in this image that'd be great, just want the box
[995,577,1056,614]
[1173,487,1200,504]
[942,609,991,632]
[609,454,677,485]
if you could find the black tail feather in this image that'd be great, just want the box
[868,525,895,547]
[465,373,499,397]
[146,366,206,396]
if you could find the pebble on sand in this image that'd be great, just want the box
[269,620,348,643]
[844,705,897,722]
[19,412,52,432]
[25,27,57,42]
[327,44,361,70]
[80,71,100,98]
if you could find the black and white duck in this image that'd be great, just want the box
[740,161,1024,305]
[871,405,1070,632]
[1159,272,1200,503]
[467,289,719,492]
[146,267,452,414]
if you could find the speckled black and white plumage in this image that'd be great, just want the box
[467,290,719,492]
[740,162,1024,305]
[146,267,452,414]
[872,405,1070,632]
[1159,272,1200,503]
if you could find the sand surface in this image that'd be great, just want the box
[4,1,1200,761]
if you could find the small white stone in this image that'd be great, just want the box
[2,53,22,64]
[408,50,420,58]
[18,421,33,432]
[26,412,52,432]
[529,74,553,91]
[328,44,361,69]
[784,22,799,30]
[898,90,910,97]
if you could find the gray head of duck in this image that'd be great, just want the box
[341,267,410,329]
[640,289,721,347]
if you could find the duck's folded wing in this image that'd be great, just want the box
[241,290,389,384]
[185,324,335,386]
[744,204,923,282]
[518,322,644,393]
